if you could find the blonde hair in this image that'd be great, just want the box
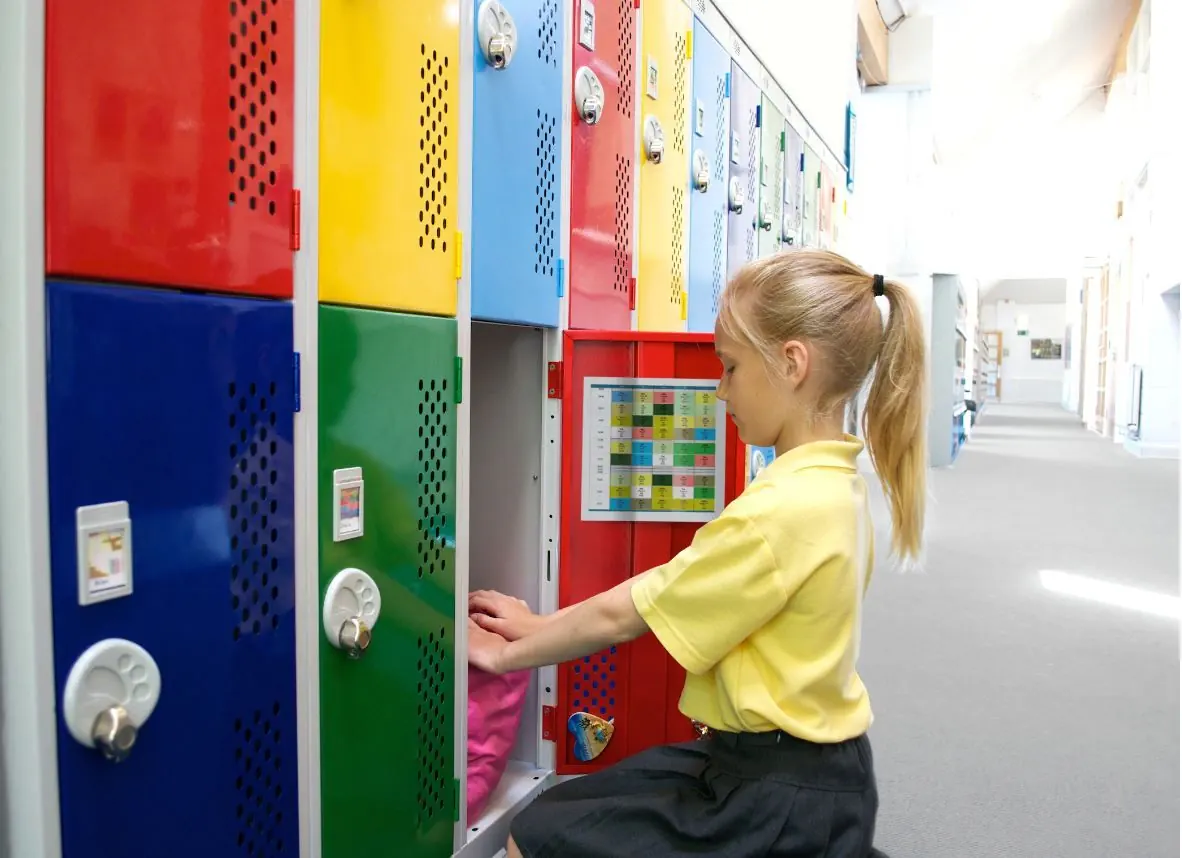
[718,249,928,560]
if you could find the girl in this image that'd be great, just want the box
[468,249,926,858]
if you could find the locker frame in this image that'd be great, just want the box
[0,1,60,856]
[293,0,322,851]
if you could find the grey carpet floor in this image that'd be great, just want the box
[860,403,1180,857]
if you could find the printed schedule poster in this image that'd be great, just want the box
[581,377,727,522]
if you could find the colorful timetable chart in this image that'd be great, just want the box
[581,377,728,523]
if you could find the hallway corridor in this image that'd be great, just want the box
[862,404,1179,857]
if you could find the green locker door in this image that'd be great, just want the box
[318,305,458,858]
[757,98,785,258]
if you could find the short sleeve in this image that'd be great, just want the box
[630,508,786,675]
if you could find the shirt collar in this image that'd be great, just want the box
[764,434,864,475]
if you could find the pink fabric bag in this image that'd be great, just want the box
[467,665,530,822]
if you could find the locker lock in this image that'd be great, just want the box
[728,177,744,214]
[691,150,711,193]
[323,567,382,661]
[781,214,795,245]
[62,638,162,764]
[93,705,137,763]
[643,116,665,165]
[338,617,372,660]
[758,200,774,232]
[574,67,605,125]
[477,0,517,69]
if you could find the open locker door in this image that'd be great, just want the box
[553,331,747,775]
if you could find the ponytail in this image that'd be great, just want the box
[861,280,928,561]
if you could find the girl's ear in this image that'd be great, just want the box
[781,340,811,389]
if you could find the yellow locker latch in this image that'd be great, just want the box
[453,231,463,279]
[686,30,693,59]
[680,290,688,321]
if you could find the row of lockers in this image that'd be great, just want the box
[33,0,846,856]
[45,0,844,329]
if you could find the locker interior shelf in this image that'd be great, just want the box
[461,762,555,855]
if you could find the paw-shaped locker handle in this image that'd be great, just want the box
[323,567,382,661]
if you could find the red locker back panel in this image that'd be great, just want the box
[46,0,294,299]
[557,332,742,775]
[568,0,637,331]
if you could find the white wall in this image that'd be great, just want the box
[713,0,857,159]
[983,300,1068,404]
[1151,0,1182,293]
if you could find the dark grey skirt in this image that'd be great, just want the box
[510,730,883,858]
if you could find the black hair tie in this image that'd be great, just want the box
[872,274,885,297]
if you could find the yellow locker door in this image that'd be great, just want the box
[636,0,692,332]
[319,0,460,316]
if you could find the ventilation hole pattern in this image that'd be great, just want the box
[228,0,281,216]
[571,647,619,718]
[671,185,685,307]
[613,154,632,294]
[417,378,449,580]
[538,0,560,68]
[228,380,282,642]
[713,76,727,184]
[711,209,725,315]
[672,33,688,157]
[745,107,758,212]
[419,44,451,253]
[416,629,449,827]
[535,110,558,277]
[234,704,286,856]
[616,0,635,120]
[773,142,784,216]
[745,107,758,262]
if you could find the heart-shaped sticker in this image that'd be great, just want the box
[567,711,614,762]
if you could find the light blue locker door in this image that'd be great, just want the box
[471,0,564,326]
[783,124,805,249]
[726,63,758,282]
[686,19,730,333]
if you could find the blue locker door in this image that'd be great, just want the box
[471,0,564,327]
[686,19,730,333]
[46,281,298,858]
[783,124,805,248]
[726,63,759,281]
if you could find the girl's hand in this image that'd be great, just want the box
[467,617,510,675]
[468,589,543,641]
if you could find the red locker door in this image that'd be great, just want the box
[568,0,637,331]
[46,0,295,299]
[555,331,745,775]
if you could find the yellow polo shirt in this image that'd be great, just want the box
[630,435,875,743]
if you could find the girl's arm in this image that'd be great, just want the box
[470,575,651,675]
